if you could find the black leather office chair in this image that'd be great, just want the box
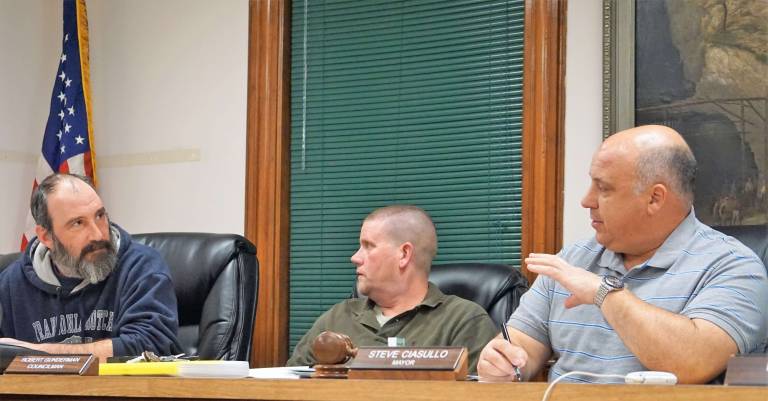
[714,224,768,355]
[0,253,18,272]
[714,225,768,268]
[0,232,259,361]
[428,263,529,329]
[352,263,528,329]
[132,233,258,361]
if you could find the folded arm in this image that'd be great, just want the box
[599,289,736,383]
[0,337,113,361]
[110,271,181,357]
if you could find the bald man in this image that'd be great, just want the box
[478,125,768,384]
[287,205,497,372]
[0,173,181,359]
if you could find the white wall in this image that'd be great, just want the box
[562,0,604,245]
[3,0,602,253]
[0,0,60,253]
[88,0,248,236]
[0,0,248,253]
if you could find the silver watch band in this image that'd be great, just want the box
[594,276,624,308]
[594,283,611,308]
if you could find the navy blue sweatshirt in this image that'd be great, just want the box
[0,224,181,356]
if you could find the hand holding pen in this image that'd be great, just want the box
[501,324,523,382]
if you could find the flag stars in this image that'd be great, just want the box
[57,130,63,140]
[65,78,72,87]
[58,71,66,81]
[75,136,85,145]
[64,123,72,133]
[58,110,65,120]
[60,145,66,154]
[57,92,65,102]
[68,106,75,115]
[64,33,69,42]
[60,54,67,63]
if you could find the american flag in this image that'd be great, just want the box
[21,0,96,250]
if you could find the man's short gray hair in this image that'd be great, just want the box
[634,145,697,204]
[30,173,94,231]
[365,205,438,269]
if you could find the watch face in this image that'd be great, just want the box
[604,275,623,288]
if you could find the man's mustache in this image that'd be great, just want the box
[80,240,113,258]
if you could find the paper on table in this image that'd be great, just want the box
[248,366,314,379]
[99,360,249,378]
[179,361,249,378]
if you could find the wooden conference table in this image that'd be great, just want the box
[0,375,765,401]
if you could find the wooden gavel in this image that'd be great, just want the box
[311,331,358,365]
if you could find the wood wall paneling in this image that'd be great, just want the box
[245,0,291,367]
[521,0,567,284]
[245,0,567,365]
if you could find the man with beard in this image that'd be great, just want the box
[0,173,181,359]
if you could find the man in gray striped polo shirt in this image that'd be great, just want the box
[477,125,768,384]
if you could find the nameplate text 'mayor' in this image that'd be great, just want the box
[348,347,467,380]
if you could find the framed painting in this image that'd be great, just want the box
[603,0,767,226]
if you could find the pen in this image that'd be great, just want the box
[501,324,523,382]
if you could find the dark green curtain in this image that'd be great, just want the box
[289,0,525,349]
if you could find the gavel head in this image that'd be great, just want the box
[311,331,358,365]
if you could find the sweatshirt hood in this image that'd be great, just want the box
[23,223,128,295]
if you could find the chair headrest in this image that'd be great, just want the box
[0,253,20,272]
[428,263,527,311]
[713,225,768,268]
[132,232,256,326]
[350,262,528,329]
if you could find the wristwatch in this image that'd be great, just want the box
[594,275,624,308]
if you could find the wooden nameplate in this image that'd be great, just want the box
[724,354,768,386]
[5,354,99,376]
[348,347,467,381]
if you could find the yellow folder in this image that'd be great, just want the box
[99,360,249,377]
[99,361,182,376]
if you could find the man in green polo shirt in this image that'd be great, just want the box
[287,205,498,373]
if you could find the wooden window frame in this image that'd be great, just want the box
[244,0,566,367]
